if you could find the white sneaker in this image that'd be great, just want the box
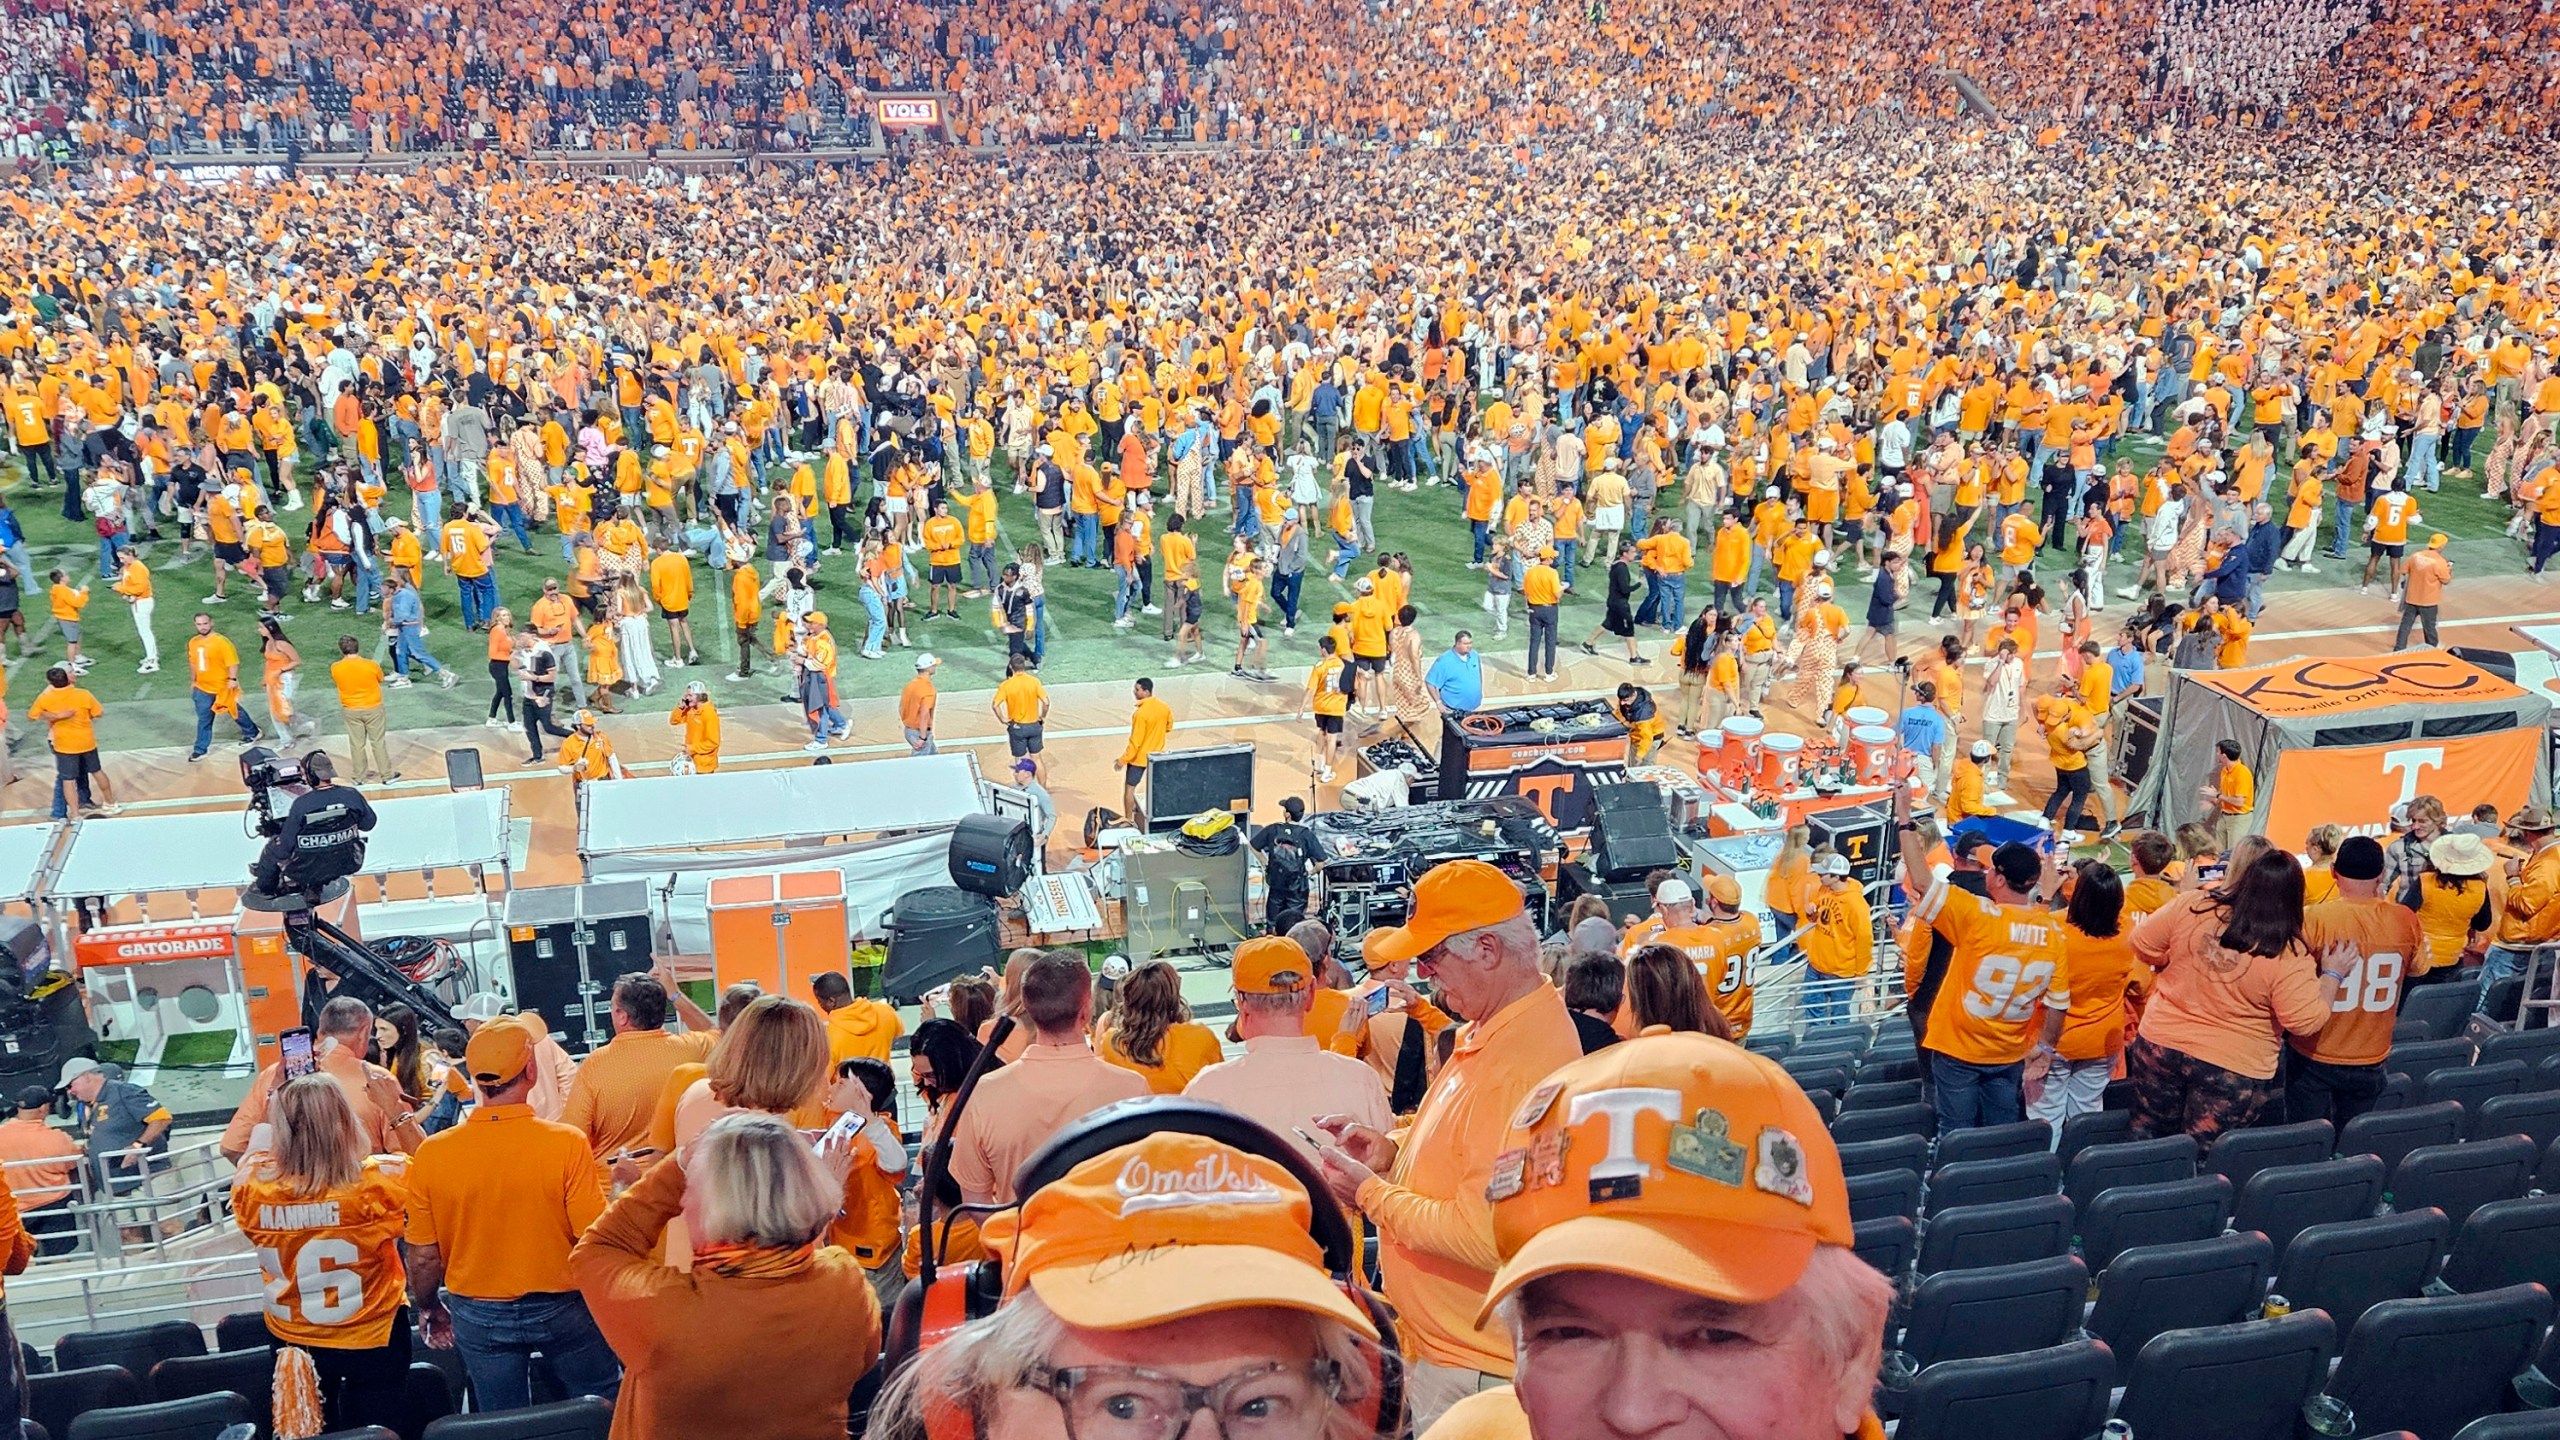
[2060,829,2086,845]
[1142,605,1162,616]
[284,493,304,511]
[1114,616,1134,628]
[484,717,507,730]
[860,649,885,661]
[330,599,350,610]
[2298,563,2320,575]
[387,676,414,688]
[803,739,830,753]
[439,671,458,689]
[137,661,158,674]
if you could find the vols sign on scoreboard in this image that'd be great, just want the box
[874,96,944,129]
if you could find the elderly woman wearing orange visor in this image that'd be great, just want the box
[874,1117,1399,1440]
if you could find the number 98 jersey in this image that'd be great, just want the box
[233,1155,412,1349]
[2296,898,2427,1070]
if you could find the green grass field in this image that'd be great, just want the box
[0,415,2532,757]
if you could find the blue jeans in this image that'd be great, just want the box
[97,531,131,579]
[1805,973,1856,1027]
[1929,1052,2025,1133]
[1331,536,1362,579]
[861,585,887,654]
[492,503,531,549]
[1471,519,1492,563]
[457,573,497,630]
[416,485,443,533]
[352,561,381,614]
[1556,539,1578,589]
[2478,945,2535,1023]
[2328,496,2354,558]
[1071,511,1100,565]
[1659,573,1687,630]
[393,627,448,676]
[441,1291,621,1413]
[191,687,261,757]
[2407,431,2442,491]
[1031,596,1047,659]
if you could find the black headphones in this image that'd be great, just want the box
[882,1097,1405,1440]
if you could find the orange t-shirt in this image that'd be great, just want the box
[2130,893,2328,1080]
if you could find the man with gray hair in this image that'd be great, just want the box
[219,994,419,1161]
[1184,935,1391,1164]
[1309,859,1582,1430]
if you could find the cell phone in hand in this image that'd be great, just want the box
[279,1027,316,1081]
[1294,1126,1333,1153]
[1364,984,1393,1016]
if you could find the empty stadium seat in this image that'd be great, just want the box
[1852,1216,1917,1279]
[1841,1079,1924,1114]
[28,1369,143,1440]
[2474,1091,2560,1148]
[1888,1340,2114,1440]
[1800,1089,1839,1126]
[2064,1135,2197,1221]
[1914,1194,2075,1275]
[210,1315,268,1355]
[2328,1285,2555,1440]
[1744,1033,1793,1061]
[2392,1136,2538,1228]
[146,1350,274,1414]
[1830,1103,1932,1145]
[1888,1255,2088,1387]
[2234,1156,2388,1255]
[1931,1120,2052,1168]
[2437,1195,2560,1296]
[2399,984,2480,1043]
[65,1392,255,1440]
[2056,1109,2133,1168]
[2203,1119,2334,1191]
[2085,1231,2274,1382]
[2109,1310,2338,1440]
[1795,1029,1870,1059]
[2274,1210,2452,1330]
[2392,1038,2481,1081]
[2076,1175,2234,1271]
[1846,1168,1923,1225]
[1922,1153,2059,1216]
[421,1398,613,1440]
[2481,1028,2560,1073]
[1785,1066,1852,1100]
[1836,1134,1930,1180]
[2341,1101,2469,1173]
[2483,976,2525,1027]
[52,1328,205,1400]
[1859,1056,1924,1085]
[2421,1060,2531,1116]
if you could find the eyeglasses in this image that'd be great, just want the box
[1026,1361,1340,1440]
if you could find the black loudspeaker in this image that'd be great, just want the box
[948,814,1033,897]
[1589,782,1678,882]
[2115,696,2165,792]
[883,885,1003,1003]
[501,880,656,1056]
[1807,801,1893,888]
[1555,861,1655,924]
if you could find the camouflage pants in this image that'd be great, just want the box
[2125,1035,2278,1150]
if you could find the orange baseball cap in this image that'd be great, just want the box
[1364,859,1524,963]
[1233,936,1313,995]
[1477,1032,1851,1324]
[980,1132,1378,1337]
[463,1020,536,1086]
[1701,874,1744,909]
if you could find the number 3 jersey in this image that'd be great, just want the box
[2295,897,2427,1069]
[1914,876,2070,1066]
[235,1155,412,1348]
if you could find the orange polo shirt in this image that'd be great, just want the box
[1354,984,1583,1374]
[403,1103,604,1300]
[557,1028,717,1181]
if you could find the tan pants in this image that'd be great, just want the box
[343,703,393,782]
[1406,1360,1504,1434]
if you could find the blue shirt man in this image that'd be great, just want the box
[1895,695,1950,756]
[2107,637,2146,707]
[1425,635,1484,713]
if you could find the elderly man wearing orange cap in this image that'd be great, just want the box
[1307,858,1581,1429]
[1185,937,1392,1163]
[1420,1031,1894,1440]
[876,1126,1398,1439]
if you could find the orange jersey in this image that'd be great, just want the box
[2293,897,2425,1069]
[233,1155,411,1348]
[1915,877,2069,1065]
[1622,915,1761,1039]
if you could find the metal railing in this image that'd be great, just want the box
[7,1133,240,1266]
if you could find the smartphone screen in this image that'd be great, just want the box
[1364,985,1392,1016]
[279,1027,316,1080]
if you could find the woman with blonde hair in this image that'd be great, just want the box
[574,1111,881,1440]
[1094,959,1222,1093]
[2302,823,2347,905]
[1766,825,1815,943]
[233,1074,412,1433]
[666,995,831,1266]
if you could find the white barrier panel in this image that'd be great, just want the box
[0,823,61,903]
[44,791,510,899]
[577,752,983,859]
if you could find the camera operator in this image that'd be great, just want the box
[252,751,378,899]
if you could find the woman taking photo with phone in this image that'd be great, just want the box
[233,1074,413,1434]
